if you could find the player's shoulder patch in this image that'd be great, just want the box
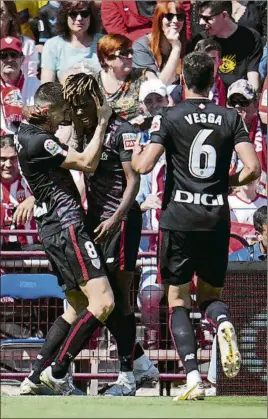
[149,115,162,134]
[44,139,66,156]
[122,133,137,150]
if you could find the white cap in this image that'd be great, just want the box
[227,79,255,101]
[139,79,167,102]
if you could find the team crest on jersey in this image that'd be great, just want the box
[149,115,162,134]
[122,133,137,150]
[16,189,26,203]
[44,139,62,156]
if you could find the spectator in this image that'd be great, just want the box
[192,1,262,91]
[0,37,40,135]
[96,33,158,121]
[228,179,267,225]
[227,79,267,196]
[41,1,102,84]
[135,80,169,348]
[259,44,267,81]
[101,1,156,43]
[0,135,38,251]
[37,1,60,46]
[231,1,262,35]
[1,1,39,77]
[229,206,267,261]
[132,1,186,85]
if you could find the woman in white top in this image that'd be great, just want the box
[41,1,102,84]
[0,1,38,77]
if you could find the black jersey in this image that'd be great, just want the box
[86,117,139,221]
[149,99,250,231]
[15,123,84,240]
[38,1,59,43]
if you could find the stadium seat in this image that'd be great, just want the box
[0,274,64,382]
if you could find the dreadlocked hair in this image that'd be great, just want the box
[63,73,104,108]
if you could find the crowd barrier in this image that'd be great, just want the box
[0,230,266,395]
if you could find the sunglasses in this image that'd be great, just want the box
[199,12,221,23]
[109,49,133,59]
[227,98,252,108]
[68,10,90,20]
[0,51,22,60]
[163,13,185,22]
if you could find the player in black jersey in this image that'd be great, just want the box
[17,81,116,396]
[132,52,261,400]
[62,73,159,396]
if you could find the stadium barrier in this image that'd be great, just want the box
[217,261,267,396]
[1,231,266,395]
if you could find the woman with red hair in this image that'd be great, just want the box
[96,33,158,121]
[132,1,187,85]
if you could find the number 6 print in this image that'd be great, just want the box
[189,129,216,179]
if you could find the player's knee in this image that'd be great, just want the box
[89,294,115,322]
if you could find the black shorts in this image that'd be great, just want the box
[159,227,230,288]
[87,210,142,273]
[42,222,107,292]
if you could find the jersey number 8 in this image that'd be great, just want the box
[189,129,216,179]
[85,241,98,259]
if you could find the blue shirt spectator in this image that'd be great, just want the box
[259,44,267,80]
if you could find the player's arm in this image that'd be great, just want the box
[61,100,112,172]
[132,115,166,174]
[229,113,261,187]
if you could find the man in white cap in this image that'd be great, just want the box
[227,79,267,197]
[130,79,169,132]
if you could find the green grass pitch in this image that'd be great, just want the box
[1,396,266,418]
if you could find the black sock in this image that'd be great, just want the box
[29,316,71,384]
[106,310,136,371]
[52,309,101,379]
[200,300,230,328]
[169,306,198,374]
[133,341,144,361]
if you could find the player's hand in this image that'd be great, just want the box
[13,196,35,225]
[132,136,145,156]
[140,192,163,212]
[97,97,112,125]
[94,216,121,244]
[22,106,46,124]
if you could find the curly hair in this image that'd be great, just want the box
[63,73,104,108]
[56,1,97,40]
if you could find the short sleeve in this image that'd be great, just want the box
[132,37,158,71]
[115,122,138,162]
[41,37,58,71]
[28,131,69,169]
[247,29,263,72]
[232,112,251,146]
[148,112,170,147]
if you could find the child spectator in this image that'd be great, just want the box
[229,206,267,261]
[0,135,38,251]
[228,79,267,196]
[37,1,59,46]
[0,36,40,135]
[133,1,187,85]
[41,1,102,84]
[1,1,39,77]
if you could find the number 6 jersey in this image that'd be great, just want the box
[149,99,250,231]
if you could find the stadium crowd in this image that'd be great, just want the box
[0,0,267,398]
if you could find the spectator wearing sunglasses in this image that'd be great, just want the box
[1,1,39,77]
[191,1,262,92]
[0,36,40,135]
[41,1,102,84]
[228,79,267,197]
[95,34,158,122]
[132,1,187,85]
